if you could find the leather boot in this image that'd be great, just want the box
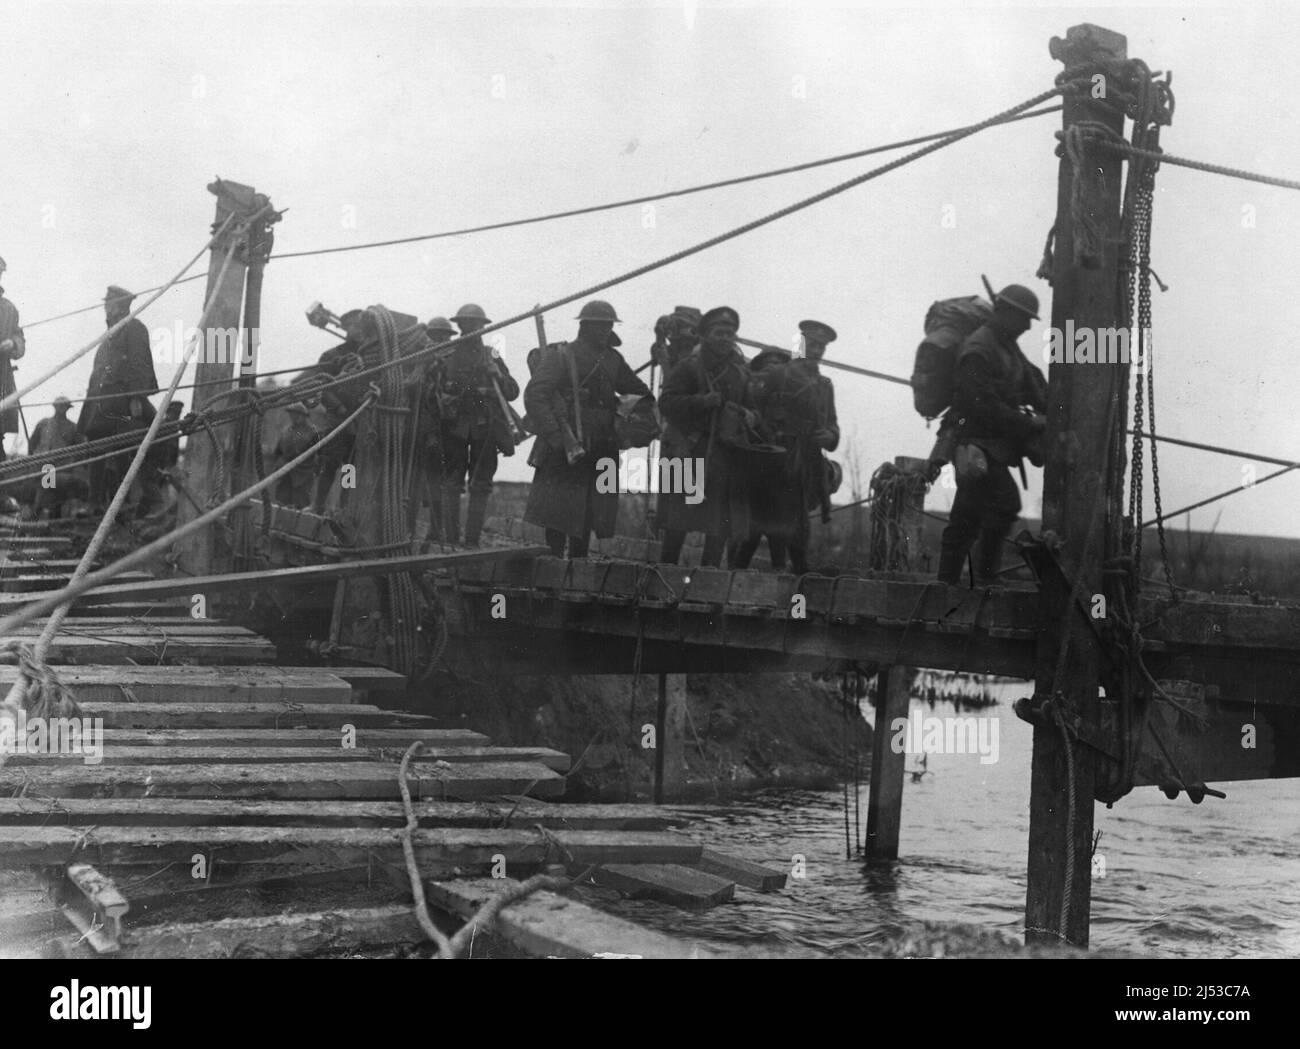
[937,545,968,585]
[464,491,490,547]
[443,491,462,544]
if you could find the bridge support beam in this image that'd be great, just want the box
[653,673,686,804]
[865,665,909,861]
[1024,23,1129,948]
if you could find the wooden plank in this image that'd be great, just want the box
[0,760,564,800]
[68,702,428,728]
[692,848,787,891]
[0,636,277,666]
[94,728,490,747]
[0,826,698,869]
[426,877,721,959]
[324,665,407,692]
[3,744,571,770]
[0,666,356,704]
[0,798,691,830]
[2,571,152,593]
[0,546,551,611]
[1,618,255,633]
[866,665,910,860]
[113,905,427,959]
[592,863,735,911]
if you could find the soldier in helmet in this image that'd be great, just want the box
[658,306,754,566]
[309,308,371,513]
[414,315,455,544]
[0,257,26,465]
[29,395,87,519]
[937,283,1047,586]
[524,300,651,557]
[436,303,518,546]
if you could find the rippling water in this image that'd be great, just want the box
[604,682,1300,958]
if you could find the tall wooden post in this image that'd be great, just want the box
[653,672,686,803]
[1024,24,1129,947]
[175,179,275,577]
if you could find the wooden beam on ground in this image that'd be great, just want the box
[0,666,357,704]
[0,798,692,830]
[425,877,721,959]
[0,826,699,870]
[0,635,278,665]
[0,759,563,800]
[691,848,787,891]
[68,702,431,729]
[4,744,571,770]
[592,863,735,911]
[94,728,489,747]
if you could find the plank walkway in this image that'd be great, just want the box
[0,520,787,960]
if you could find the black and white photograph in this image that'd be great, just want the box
[0,0,1294,1016]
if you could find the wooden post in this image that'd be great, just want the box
[175,180,276,577]
[1024,24,1129,947]
[653,672,686,803]
[865,665,909,861]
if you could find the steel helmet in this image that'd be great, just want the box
[995,284,1040,320]
[426,315,455,336]
[576,300,621,324]
[452,303,490,324]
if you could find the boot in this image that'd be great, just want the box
[545,528,567,557]
[443,491,462,544]
[937,545,969,585]
[464,491,490,547]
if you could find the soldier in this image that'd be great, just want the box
[0,257,26,464]
[729,346,794,570]
[436,304,518,546]
[937,284,1047,586]
[732,320,839,574]
[272,403,321,508]
[309,308,369,513]
[28,395,86,519]
[658,306,754,567]
[524,300,650,557]
[415,315,454,545]
[79,286,159,511]
[650,305,701,375]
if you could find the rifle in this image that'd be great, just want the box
[534,313,584,465]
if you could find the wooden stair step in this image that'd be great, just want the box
[2,571,152,592]
[93,728,490,747]
[0,826,696,869]
[0,798,691,830]
[0,666,356,704]
[691,848,788,891]
[0,759,565,800]
[0,636,277,665]
[4,745,570,771]
[67,702,419,728]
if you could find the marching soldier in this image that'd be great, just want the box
[0,258,26,465]
[658,306,754,567]
[524,300,650,558]
[731,319,839,574]
[415,315,455,545]
[937,283,1046,586]
[437,304,518,546]
[29,395,87,519]
[79,285,159,511]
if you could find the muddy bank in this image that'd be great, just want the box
[416,663,873,801]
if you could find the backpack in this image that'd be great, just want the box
[911,296,994,419]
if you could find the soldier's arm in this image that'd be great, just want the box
[613,354,651,398]
[952,355,1039,441]
[660,361,710,429]
[493,358,520,401]
[816,380,840,451]
[125,322,159,394]
[523,354,564,444]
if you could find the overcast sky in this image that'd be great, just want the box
[2,1,1297,537]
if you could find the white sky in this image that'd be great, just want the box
[2,1,1298,536]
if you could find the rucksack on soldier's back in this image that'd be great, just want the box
[910,296,994,420]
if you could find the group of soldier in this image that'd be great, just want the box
[0,272,178,521]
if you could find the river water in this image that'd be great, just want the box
[604,681,1300,958]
